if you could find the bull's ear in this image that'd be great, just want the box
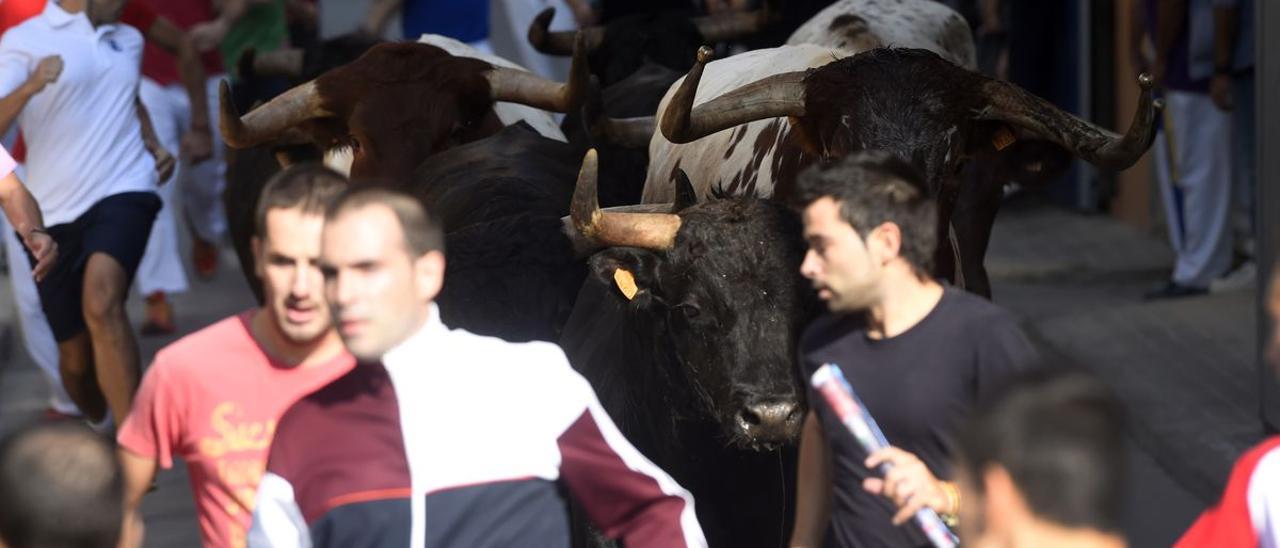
[970,122,1072,187]
[588,248,662,308]
[998,138,1073,187]
[672,169,698,213]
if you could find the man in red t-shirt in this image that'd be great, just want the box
[118,164,355,548]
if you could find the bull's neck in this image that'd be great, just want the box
[865,267,944,340]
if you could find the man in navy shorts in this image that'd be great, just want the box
[0,0,175,429]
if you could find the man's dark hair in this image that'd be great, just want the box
[793,150,937,275]
[957,366,1125,533]
[0,422,124,548]
[254,163,349,239]
[326,187,445,256]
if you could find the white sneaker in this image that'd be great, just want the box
[1211,261,1257,293]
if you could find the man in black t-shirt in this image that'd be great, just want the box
[788,151,1038,548]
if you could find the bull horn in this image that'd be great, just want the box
[219,79,332,148]
[527,7,605,55]
[593,115,655,148]
[487,31,590,112]
[571,149,682,250]
[975,72,1159,171]
[692,9,770,43]
[251,48,304,78]
[660,46,808,143]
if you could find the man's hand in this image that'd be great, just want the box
[189,19,229,52]
[23,228,56,282]
[862,447,950,526]
[181,127,214,164]
[25,55,63,93]
[1210,74,1233,111]
[150,145,176,183]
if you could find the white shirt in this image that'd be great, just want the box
[1249,446,1280,548]
[0,1,155,226]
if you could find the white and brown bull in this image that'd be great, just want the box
[644,45,1156,296]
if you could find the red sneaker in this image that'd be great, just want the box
[193,238,218,280]
[141,291,176,336]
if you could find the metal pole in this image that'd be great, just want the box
[1076,0,1094,209]
[1257,0,1280,432]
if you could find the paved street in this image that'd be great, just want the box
[0,196,1263,547]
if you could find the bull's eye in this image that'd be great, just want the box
[675,303,701,319]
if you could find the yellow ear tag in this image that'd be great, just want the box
[614,268,639,301]
[992,127,1017,151]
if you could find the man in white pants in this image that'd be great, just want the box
[130,3,219,335]
[1134,0,1233,299]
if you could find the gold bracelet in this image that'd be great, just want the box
[941,482,960,527]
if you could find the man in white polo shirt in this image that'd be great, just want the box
[0,0,174,429]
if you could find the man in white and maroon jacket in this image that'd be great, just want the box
[248,187,706,548]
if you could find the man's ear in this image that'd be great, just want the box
[869,222,903,265]
[415,250,447,303]
[588,247,662,308]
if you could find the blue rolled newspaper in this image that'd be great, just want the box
[810,363,959,548]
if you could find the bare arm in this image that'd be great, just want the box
[118,449,160,527]
[789,411,832,548]
[136,97,176,183]
[0,55,61,137]
[361,0,404,37]
[0,171,55,280]
[143,16,213,162]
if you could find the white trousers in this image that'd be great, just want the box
[142,76,229,245]
[135,78,189,296]
[1152,90,1234,287]
[1,166,78,415]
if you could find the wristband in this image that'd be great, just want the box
[28,227,48,238]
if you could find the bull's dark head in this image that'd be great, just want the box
[218,37,590,182]
[569,151,816,449]
[660,46,1158,202]
[528,8,771,87]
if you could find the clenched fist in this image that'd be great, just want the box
[26,55,62,93]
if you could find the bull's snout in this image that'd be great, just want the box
[735,400,802,444]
